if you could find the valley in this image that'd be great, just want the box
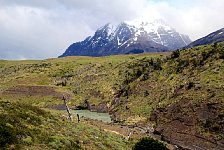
[0,52,168,149]
[1,0,224,149]
[0,43,224,149]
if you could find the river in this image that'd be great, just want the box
[72,110,112,123]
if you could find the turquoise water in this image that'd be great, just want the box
[72,110,112,123]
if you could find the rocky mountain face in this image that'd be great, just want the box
[59,19,191,57]
[187,28,224,48]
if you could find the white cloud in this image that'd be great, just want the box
[143,0,224,40]
[0,5,94,59]
[0,0,223,59]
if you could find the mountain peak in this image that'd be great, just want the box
[97,23,113,31]
[124,19,171,30]
[59,19,192,57]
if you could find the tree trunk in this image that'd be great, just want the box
[126,129,133,141]
[63,95,73,122]
[77,114,80,123]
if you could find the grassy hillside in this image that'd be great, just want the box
[0,43,224,149]
[0,53,168,149]
[0,53,167,109]
[0,101,131,149]
[111,43,224,149]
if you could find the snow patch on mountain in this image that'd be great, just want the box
[121,19,191,49]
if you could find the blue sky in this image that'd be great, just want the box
[0,0,223,59]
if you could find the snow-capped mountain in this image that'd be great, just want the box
[123,19,191,50]
[59,19,191,57]
[187,28,224,48]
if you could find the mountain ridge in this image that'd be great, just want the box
[187,28,224,48]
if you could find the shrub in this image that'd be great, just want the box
[186,82,194,90]
[219,48,224,59]
[176,59,189,73]
[153,58,162,70]
[133,137,168,150]
[212,42,218,49]
[144,90,149,97]
[22,136,33,145]
[171,50,180,59]
[51,68,74,78]
[0,122,18,148]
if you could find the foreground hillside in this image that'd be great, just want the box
[0,43,224,149]
[0,53,167,149]
[0,101,133,149]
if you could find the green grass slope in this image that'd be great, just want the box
[0,101,131,150]
[111,43,224,149]
[0,42,223,149]
[0,53,166,109]
[0,53,167,149]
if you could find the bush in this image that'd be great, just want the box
[219,48,224,59]
[187,82,194,90]
[153,58,162,70]
[176,59,189,73]
[171,50,180,59]
[22,136,33,145]
[133,137,168,150]
[0,122,18,148]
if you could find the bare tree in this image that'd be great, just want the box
[77,114,80,123]
[126,128,133,141]
[63,94,73,122]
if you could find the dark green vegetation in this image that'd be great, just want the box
[0,101,79,149]
[0,102,133,149]
[133,137,168,150]
[117,43,224,149]
[114,43,224,149]
[0,43,224,149]
[0,101,130,150]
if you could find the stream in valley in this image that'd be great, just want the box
[72,110,112,123]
